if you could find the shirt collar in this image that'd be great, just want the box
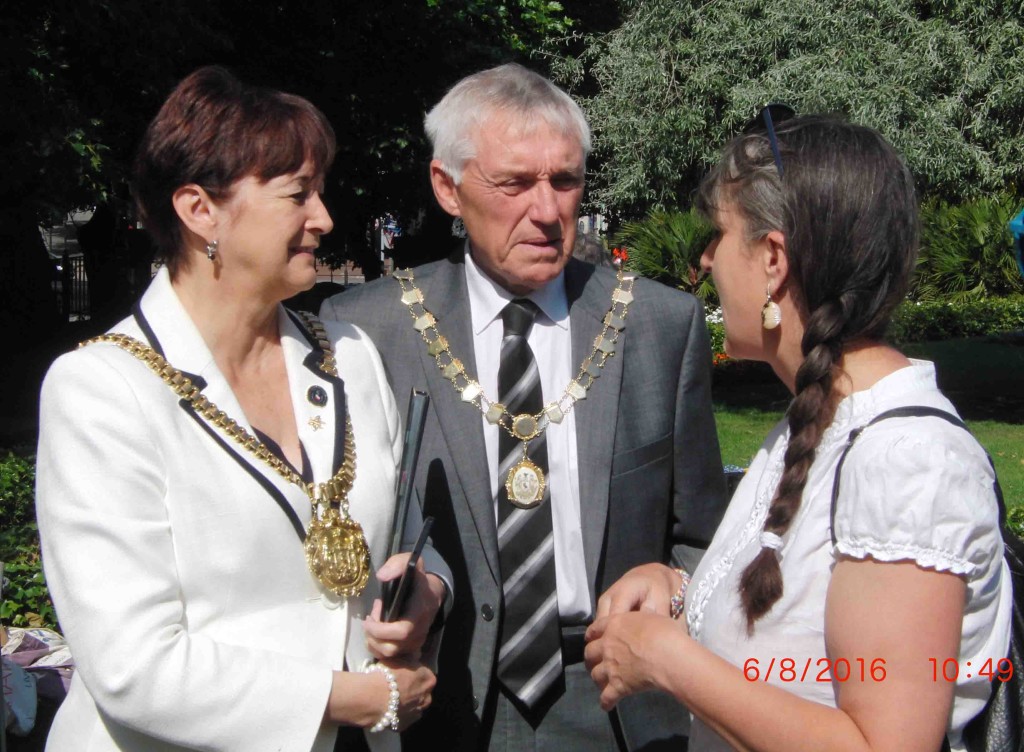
[463,243,569,335]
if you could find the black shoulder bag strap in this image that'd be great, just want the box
[829,405,1020,752]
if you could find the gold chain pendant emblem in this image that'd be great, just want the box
[305,506,371,597]
[505,452,546,508]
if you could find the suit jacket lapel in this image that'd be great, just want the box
[416,258,501,580]
[566,260,624,602]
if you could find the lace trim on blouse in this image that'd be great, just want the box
[686,417,852,639]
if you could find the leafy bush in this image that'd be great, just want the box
[0,450,56,629]
[1007,507,1024,539]
[618,208,717,301]
[915,195,1023,302]
[889,296,1024,343]
[707,320,725,356]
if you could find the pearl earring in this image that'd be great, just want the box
[761,285,782,330]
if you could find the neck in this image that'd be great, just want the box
[772,337,910,397]
[171,262,282,371]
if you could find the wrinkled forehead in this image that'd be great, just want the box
[469,107,587,161]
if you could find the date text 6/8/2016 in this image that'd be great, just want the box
[743,658,887,683]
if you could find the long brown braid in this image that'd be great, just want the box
[697,115,919,632]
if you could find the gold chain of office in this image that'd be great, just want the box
[393,267,635,509]
[78,311,371,597]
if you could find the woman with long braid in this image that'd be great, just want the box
[584,114,1011,751]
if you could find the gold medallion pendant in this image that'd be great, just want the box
[305,506,372,597]
[505,456,546,509]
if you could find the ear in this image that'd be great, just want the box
[762,229,790,295]
[429,160,462,218]
[171,184,220,245]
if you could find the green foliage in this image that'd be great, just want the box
[889,296,1024,342]
[427,0,573,52]
[616,208,717,300]
[0,450,56,629]
[1008,507,1024,537]
[915,195,1024,302]
[707,320,726,356]
[5,1,582,276]
[554,0,1024,215]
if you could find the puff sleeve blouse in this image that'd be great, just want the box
[684,361,1011,752]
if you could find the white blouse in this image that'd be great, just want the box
[686,361,1012,752]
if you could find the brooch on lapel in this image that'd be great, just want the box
[307,385,329,407]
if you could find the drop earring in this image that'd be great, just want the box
[761,284,782,330]
[205,240,218,262]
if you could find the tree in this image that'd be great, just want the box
[0,0,577,335]
[554,0,1024,217]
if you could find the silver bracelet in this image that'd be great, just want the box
[363,662,400,733]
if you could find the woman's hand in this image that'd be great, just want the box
[324,661,435,730]
[363,553,446,661]
[595,562,681,619]
[584,611,682,711]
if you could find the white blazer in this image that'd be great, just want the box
[36,268,441,751]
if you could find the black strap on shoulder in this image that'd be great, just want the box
[830,405,1005,547]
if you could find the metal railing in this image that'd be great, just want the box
[55,255,90,321]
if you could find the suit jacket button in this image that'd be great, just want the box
[481,604,494,621]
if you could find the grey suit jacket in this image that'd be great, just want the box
[321,253,727,751]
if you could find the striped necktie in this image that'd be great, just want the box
[495,298,563,708]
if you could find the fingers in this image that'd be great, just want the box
[596,579,647,620]
[599,685,620,712]
[365,618,419,660]
[585,616,607,644]
[377,551,412,583]
[586,644,620,711]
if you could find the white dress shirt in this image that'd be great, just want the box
[464,248,591,621]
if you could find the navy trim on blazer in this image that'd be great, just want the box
[181,406,307,541]
[133,304,306,542]
[132,301,164,356]
[286,309,350,474]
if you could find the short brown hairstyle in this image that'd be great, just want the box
[132,66,336,274]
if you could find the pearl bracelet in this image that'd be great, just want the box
[669,568,690,620]
[363,662,400,733]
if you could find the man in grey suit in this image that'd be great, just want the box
[321,63,726,751]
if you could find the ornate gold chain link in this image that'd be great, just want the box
[78,311,370,597]
[393,267,635,441]
[393,266,635,507]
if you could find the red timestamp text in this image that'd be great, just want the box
[743,657,887,683]
[929,658,1013,683]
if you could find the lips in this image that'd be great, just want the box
[519,238,562,252]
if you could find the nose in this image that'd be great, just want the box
[527,180,560,225]
[700,239,717,274]
[308,192,334,235]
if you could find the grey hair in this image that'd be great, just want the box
[424,62,591,183]
[697,136,785,244]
